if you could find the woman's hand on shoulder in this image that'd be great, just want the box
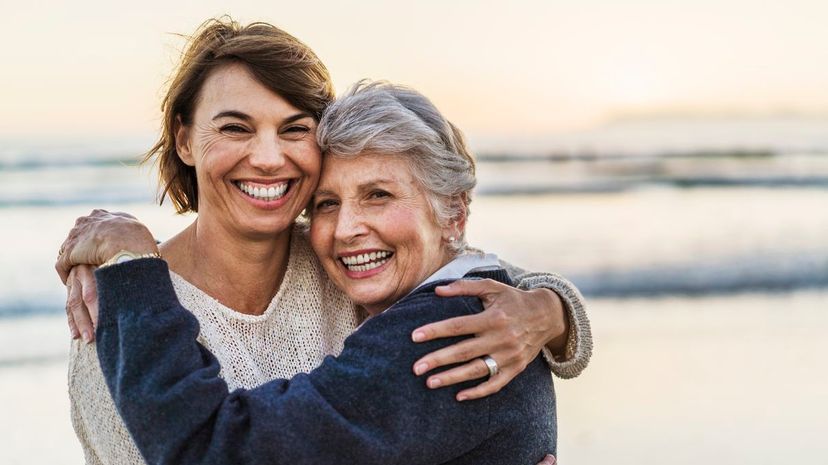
[56,209,157,342]
[55,209,158,283]
[410,278,567,401]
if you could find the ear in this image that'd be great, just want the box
[442,196,467,242]
[174,115,195,167]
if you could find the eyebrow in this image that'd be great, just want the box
[313,189,336,198]
[314,179,400,198]
[212,110,314,124]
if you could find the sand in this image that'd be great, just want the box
[1,290,826,464]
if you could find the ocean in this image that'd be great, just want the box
[1,117,827,463]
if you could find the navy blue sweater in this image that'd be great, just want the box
[95,259,556,465]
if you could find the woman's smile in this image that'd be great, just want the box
[181,63,322,237]
[337,249,395,277]
[310,153,453,315]
[232,179,296,210]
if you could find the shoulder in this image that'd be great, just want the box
[341,288,480,362]
[374,289,478,331]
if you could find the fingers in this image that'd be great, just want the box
[412,312,488,343]
[455,365,518,401]
[65,282,80,339]
[536,454,557,465]
[66,268,96,343]
[56,235,76,284]
[76,265,100,327]
[434,278,509,299]
[413,336,492,376]
[423,358,490,388]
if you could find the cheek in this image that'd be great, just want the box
[291,141,322,177]
[380,208,428,250]
[197,138,249,175]
[309,216,333,256]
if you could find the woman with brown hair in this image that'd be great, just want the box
[58,17,590,464]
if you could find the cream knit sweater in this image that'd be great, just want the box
[68,230,592,464]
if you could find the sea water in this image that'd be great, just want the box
[1,120,828,463]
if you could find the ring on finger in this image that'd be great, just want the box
[58,245,65,256]
[482,355,499,378]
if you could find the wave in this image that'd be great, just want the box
[2,252,825,322]
[0,191,156,208]
[571,251,828,297]
[0,156,138,172]
[2,147,823,171]
[476,176,828,196]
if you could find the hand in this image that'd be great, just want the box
[55,209,158,284]
[66,265,99,343]
[410,278,567,401]
[537,454,557,465]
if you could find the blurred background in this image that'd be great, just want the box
[2,1,826,463]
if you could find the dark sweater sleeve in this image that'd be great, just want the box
[95,259,490,465]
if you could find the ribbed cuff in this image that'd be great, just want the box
[515,272,593,379]
[95,258,178,330]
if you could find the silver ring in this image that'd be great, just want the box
[482,355,499,378]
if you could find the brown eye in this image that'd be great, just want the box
[369,190,391,199]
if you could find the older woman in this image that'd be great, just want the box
[77,81,559,464]
[56,18,589,465]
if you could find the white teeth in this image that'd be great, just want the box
[341,251,391,271]
[237,181,289,201]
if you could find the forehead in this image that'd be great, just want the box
[319,154,416,188]
[195,62,300,116]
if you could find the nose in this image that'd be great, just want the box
[333,201,369,245]
[248,132,286,173]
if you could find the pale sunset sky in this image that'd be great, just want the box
[4,0,828,145]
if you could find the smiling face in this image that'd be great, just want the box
[309,154,455,314]
[176,62,321,239]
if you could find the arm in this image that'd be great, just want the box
[511,270,592,379]
[95,259,492,465]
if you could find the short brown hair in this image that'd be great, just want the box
[146,17,335,213]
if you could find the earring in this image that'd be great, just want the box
[448,236,456,242]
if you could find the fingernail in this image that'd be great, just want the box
[82,331,92,343]
[412,331,425,342]
[428,378,442,388]
[457,394,468,402]
[414,363,429,375]
[71,328,80,339]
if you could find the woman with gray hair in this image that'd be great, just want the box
[77,80,559,464]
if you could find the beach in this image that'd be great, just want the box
[1,184,826,464]
[2,290,827,464]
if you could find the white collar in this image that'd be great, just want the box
[415,252,501,291]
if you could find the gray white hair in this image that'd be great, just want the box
[316,80,477,253]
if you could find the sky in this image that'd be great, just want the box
[3,0,828,145]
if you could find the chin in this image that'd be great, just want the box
[343,285,390,315]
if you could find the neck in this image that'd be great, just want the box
[161,215,292,316]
